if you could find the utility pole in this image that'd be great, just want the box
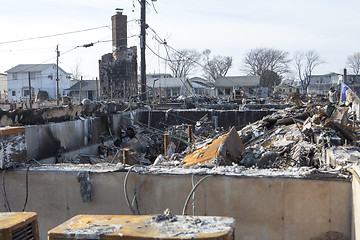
[140,0,147,102]
[344,68,347,85]
[79,76,83,103]
[28,72,32,109]
[56,45,60,105]
[96,77,99,101]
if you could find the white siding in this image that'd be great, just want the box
[7,66,71,102]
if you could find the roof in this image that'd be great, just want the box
[5,64,68,74]
[147,77,188,88]
[189,77,207,82]
[275,84,299,89]
[189,77,214,88]
[310,73,341,77]
[66,80,98,91]
[214,76,260,88]
[146,73,172,78]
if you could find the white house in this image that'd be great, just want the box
[215,76,268,99]
[0,73,7,101]
[146,77,192,99]
[5,64,72,102]
[307,73,342,95]
[188,77,215,96]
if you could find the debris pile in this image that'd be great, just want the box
[2,94,359,176]
[180,103,360,170]
[53,99,360,174]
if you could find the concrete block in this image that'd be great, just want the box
[0,126,27,169]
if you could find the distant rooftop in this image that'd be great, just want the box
[66,80,97,91]
[6,64,68,74]
[215,76,260,88]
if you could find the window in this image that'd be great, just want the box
[30,72,36,80]
[172,88,180,96]
[166,89,171,97]
[12,91,16,96]
[13,73,18,80]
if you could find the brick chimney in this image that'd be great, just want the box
[112,9,127,51]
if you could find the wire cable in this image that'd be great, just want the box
[148,26,207,70]
[2,170,12,212]
[146,43,168,61]
[182,175,212,215]
[124,165,137,215]
[0,25,110,45]
[22,167,30,212]
[131,181,145,215]
[4,46,77,82]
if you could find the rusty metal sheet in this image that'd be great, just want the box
[183,127,245,166]
[0,126,25,136]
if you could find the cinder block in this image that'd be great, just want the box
[0,126,27,169]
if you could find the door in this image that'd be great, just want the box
[87,91,93,100]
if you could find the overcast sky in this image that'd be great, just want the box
[1,0,360,79]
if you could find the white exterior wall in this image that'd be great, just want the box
[7,66,71,102]
[0,74,7,100]
[308,74,341,95]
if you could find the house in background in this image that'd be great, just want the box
[146,77,192,99]
[146,76,215,99]
[146,73,172,79]
[274,83,301,96]
[5,64,72,102]
[307,73,342,95]
[0,73,7,101]
[344,74,360,97]
[65,80,99,101]
[188,77,215,96]
[214,76,268,99]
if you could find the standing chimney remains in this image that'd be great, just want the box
[112,9,127,51]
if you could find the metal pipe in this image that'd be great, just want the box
[164,133,169,155]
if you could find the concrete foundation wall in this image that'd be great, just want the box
[0,170,352,240]
[139,110,275,129]
[23,110,273,161]
[26,118,102,160]
[25,112,135,161]
[352,166,360,240]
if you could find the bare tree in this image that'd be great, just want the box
[70,57,82,81]
[347,52,360,75]
[202,49,232,82]
[294,50,323,93]
[166,49,201,78]
[243,48,291,76]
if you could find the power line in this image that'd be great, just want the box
[1,35,140,78]
[0,25,110,45]
[4,46,78,80]
[146,43,168,61]
[147,26,206,69]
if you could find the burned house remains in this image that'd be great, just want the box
[99,9,137,100]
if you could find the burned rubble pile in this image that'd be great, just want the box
[67,99,359,178]
[181,103,359,171]
[0,101,126,126]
